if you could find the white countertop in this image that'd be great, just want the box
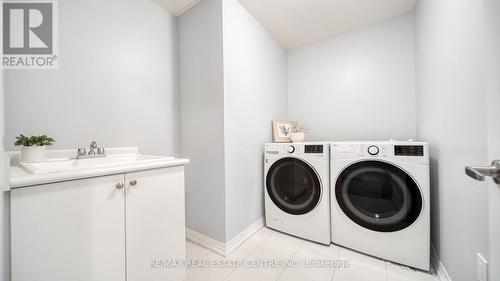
[7,147,189,189]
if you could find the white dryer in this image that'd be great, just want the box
[330,141,430,271]
[264,142,331,245]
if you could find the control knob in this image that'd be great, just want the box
[368,145,379,156]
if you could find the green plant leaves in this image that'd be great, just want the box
[15,134,55,147]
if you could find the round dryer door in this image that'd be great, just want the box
[266,158,322,215]
[336,160,423,232]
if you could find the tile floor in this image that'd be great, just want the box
[185,227,439,281]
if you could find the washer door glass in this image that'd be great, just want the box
[266,158,321,215]
[336,161,423,232]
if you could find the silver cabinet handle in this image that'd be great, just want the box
[116,183,124,189]
[466,160,500,184]
[129,180,137,186]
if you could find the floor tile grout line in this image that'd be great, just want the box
[329,266,337,281]
[384,261,390,281]
[274,266,287,281]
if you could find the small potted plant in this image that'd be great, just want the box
[289,123,308,143]
[15,134,56,163]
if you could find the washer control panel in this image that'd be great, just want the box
[305,145,324,154]
[265,143,329,160]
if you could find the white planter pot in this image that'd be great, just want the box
[21,146,47,163]
[290,132,306,143]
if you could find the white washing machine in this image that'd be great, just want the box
[264,142,331,245]
[330,141,430,271]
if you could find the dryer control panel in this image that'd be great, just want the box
[330,141,429,165]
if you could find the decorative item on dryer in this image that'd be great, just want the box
[15,134,56,163]
[289,123,308,143]
[272,120,296,143]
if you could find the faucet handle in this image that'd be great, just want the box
[97,147,105,155]
[77,148,86,156]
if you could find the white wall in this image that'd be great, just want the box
[4,0,179,156]
[179,0,287,243]
[1,3,10,280]
[415,1,490,281]
[288,15,416,141]
[1,84,8,281]
[222,0,288,240]
[485,0,500,278]
[1,70,8,281]
[179,0,227,242]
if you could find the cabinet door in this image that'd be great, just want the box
[10,175,126,281]
[125,166,186,281]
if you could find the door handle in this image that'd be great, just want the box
[465,160,500,184]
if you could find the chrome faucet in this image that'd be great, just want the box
[77,141,106,159]
[89,141,98,155]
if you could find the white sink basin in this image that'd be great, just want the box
[21,154,175,174]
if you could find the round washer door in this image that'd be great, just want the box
[335,160,423,232]
[266,158,322,215]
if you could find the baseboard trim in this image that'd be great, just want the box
[431,246,452,281]
[186,217,264,257]
[226,217,265,255]
[185,228,226,256]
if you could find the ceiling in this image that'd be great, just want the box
[239,0,417,49]
[153,0,199,16]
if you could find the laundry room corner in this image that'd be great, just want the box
[179,0,288,248]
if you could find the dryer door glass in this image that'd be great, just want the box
[266,158,322,215]
[336,161,423,232]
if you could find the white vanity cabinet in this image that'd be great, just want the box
[125,166,186,281]
[11,174,127,281]
[10,166,186,281]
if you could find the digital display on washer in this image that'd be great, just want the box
[305,145,323,154]
[394,145,424,156]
